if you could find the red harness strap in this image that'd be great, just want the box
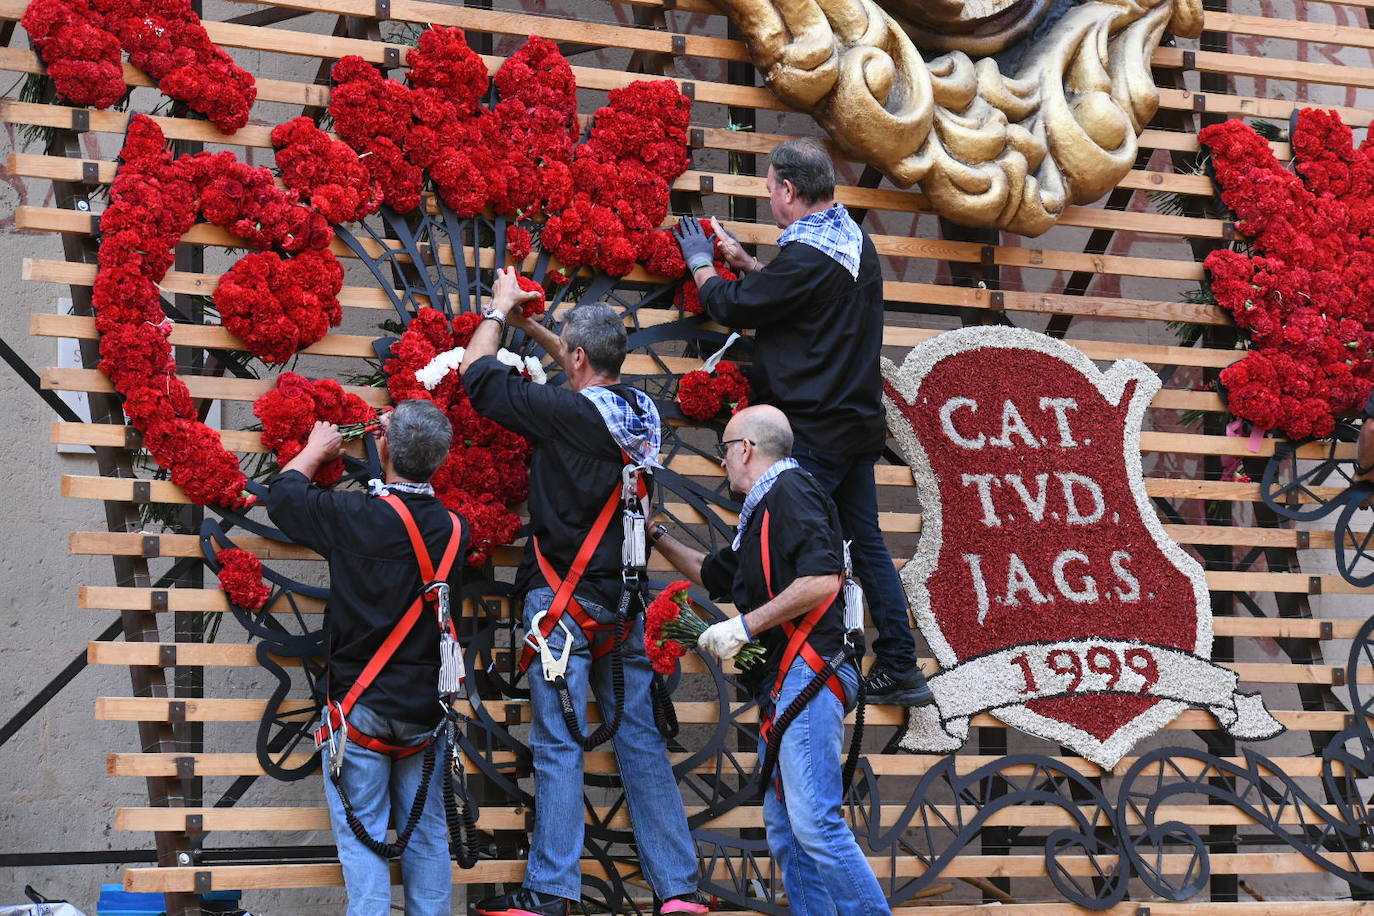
[757,509,844,746]
[314,493,462,759]
[517,453,647,673]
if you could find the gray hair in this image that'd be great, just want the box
[387,399,452,481]
[769,138,835,205]
[739,407,793,462]
[563,302,627,376]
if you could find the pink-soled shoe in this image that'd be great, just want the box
[657,891,711,914]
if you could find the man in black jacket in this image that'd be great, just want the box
[461,268,705,916]
[266,399,465,916]
[672,138,932,706]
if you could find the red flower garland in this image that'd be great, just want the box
[22,0,256,131]
[271,117,383,224]
[254,373,375,487]
[383,308,533,564]
[217,547,271,611]
[1201,108,1374,439]
[215,250,344,365]
[677,361,751,422]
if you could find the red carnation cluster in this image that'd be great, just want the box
[22,0,256,131]
[253,372,375,487]
[383,307,533,564]
[217,547,270,611]
[216,250,344,365]
[676,361,750,422]
[644,580,693,675]
[540,81,691,277]
[1201,108,1374,439]
[271,117,383,224]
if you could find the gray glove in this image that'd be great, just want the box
[673,216,715,273]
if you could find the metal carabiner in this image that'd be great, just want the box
[524,609,575,682]
[323,703,348,778]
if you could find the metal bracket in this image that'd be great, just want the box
[175,756,196,779]
[131,480,151,504]
[1309,575,1323,595]
[504,703,522,727]
[194,871,212,893]
[159,644,178,667]
[989,291,1005,311]
[698,175,713,194]
[1296,529,1310,549]
[185,814,204,836]
[150,590,169,613]
[1182,50,1196,70]
[375,0,390,18]
[1320,620,1333,640]
[168,700,187,723]
[688,128,704,149]
[661,0,676,8]
[680,82,695,100]
[1193,93,1207,112]
[124,426,144,450]
[980,245,996,267]
[89,213,100,235]
[1333,667,1347,687]
[1222,221,1238,241]
[141,535,161,558]
[1137,908,1151,916]
[81,161,100,185]
[671,34,686,55]
[70,109,89,133]
[382,46,400,68]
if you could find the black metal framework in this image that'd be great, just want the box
[179,201,1374,912]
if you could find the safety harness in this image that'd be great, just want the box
[518,451,653,749]
[315,492,481,865]
[755,508,867,798]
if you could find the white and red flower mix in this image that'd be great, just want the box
[22,0,256,131]
[1201,108,1374,440]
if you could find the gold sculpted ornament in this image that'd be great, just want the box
[713,0,1203,234]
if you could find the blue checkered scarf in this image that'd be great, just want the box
[733,458,799,550]
[581,385,663,468]
[777,203,862,279]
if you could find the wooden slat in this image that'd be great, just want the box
[94,696,1366,732]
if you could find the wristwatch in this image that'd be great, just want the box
[649,522,669,544]
[481,306,507,324]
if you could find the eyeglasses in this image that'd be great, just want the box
[714,438,753,459]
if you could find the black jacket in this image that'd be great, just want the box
[698,233,888,455]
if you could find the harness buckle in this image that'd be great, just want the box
[320,702,348,778]
[426,581,452,627]
[524,609,574,682]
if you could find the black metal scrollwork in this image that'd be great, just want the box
[201,202,1374,911]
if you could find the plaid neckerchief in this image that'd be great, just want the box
[777,203,862,279]
[733,458,800,550]
[581,385,663,468]
[368,479,436,497]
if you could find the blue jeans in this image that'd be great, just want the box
[761,661,888,916]
[321,702,452,916]
[522,587,700,901]
[793,446,920,670]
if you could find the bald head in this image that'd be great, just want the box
[729,405,793,462]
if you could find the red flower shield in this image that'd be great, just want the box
[881,327,1281,767]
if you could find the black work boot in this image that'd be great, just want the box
[472,888,573,916]
[864,664,934,706]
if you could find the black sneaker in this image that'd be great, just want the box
[657,891,712,914]
[864,664,934,707]
[472,888,572,916]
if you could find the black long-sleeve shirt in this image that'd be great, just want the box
[266,470,467,727]
[698,234,888,455]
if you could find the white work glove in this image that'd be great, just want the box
[697,616,752,661]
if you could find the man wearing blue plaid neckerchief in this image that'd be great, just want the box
[672,138,934,708]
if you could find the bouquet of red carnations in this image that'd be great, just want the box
[645,580,766,675]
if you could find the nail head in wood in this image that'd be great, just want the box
[151,590,169,612]
[81,161,100,184]
[383,46,400,68]
[174,755,195,778]
[194,871,212,893]
[70,108,89,133]
[169,700,187,722]
[1309,575,1322,595]
[141,534,161,558]
[671,34,686,55]
[131,480,151,504]
[159,644,177,667]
